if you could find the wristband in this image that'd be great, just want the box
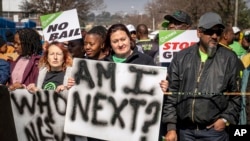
[222,118,230,126]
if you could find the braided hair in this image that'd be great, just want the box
[85,25,110,58]
[16,28,42,56]
[88,25,107,41]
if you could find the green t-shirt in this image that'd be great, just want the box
[229,41,247,57]
[199,49,208,62]
[112,55,126,63]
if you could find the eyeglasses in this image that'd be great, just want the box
[200,28,223,36]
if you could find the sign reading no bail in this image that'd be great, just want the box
[40,9,82,42]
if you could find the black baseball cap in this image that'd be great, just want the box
[164,10,192,25]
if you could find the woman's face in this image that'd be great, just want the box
[14,33,22,55]
[47,45,64,71]
[84,34,103,59]
[110,30,132,58]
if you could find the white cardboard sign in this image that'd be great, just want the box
[40,9,82,42]
[64,58,167,141]
[159,30,199,63]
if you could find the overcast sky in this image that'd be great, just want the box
[2,0,20,11]
[96,0,149,14]
[2,0,150,14]
[2,0,250,14]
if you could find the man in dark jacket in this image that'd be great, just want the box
[162,12,241,141]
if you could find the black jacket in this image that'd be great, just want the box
[162,43,241,131]
[104,48,155,66]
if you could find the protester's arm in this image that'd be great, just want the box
[0,60,10,85]
[221,56,242,125]
[162,55,179,136]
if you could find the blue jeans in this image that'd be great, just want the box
[239,68,250,125]
[178,127,229,141]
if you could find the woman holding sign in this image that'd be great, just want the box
[103,23,168,92]
[67,25,110,89]
[8,28,42,91]
[26,41,72,94]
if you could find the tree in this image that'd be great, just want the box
[19,0,105,26]
[145,0,250,29]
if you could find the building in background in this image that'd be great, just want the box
[0,0,39,40]
[2,0,40,25]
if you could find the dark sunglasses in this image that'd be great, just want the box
[200,28,223,36]
[130,31,136,34]
[244,34,250,42]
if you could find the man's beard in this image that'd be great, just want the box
[206,45,217,58]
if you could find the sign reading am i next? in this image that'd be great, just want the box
[64,58,167,141]
[40,9,82,42]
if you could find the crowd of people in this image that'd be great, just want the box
[0,10,250,141]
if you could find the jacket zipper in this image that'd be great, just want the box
[192,62,205,127]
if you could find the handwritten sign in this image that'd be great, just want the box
[64,58,167,141]
[10,89,87,141]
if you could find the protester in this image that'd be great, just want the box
[0,36,8,61]
[67,26,110,141]
[104,23,168,92]
[162,12,241,141]
[239,31,250,125]
[104,23,155,65]
[219,26,245,126]
[218,25,235,50]
[218,25,244,75]
[126,24,137,43]
[161,10,193,67]
[8,28,42,91]
[68,38,85,58]
[67,25,109,90]
[164,10,192,30]
[229,26,247,58]
[4,30,19,61]
[84,25,109,60]
[67,24,168,90]
[26,41,72,94]
[0,35,16,61]
[136,24,159,65]
[158,10,194,139]
[81,25,109,141]
[0,35,10,85]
